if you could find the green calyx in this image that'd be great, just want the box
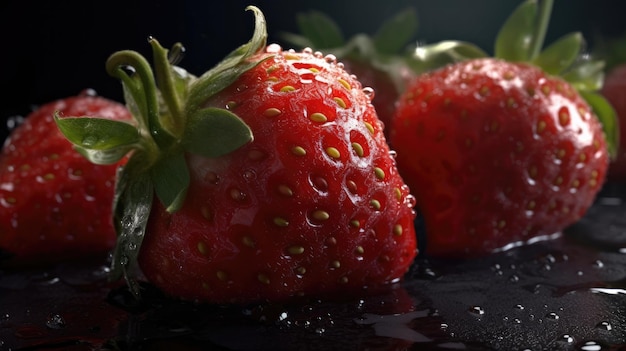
[280,7,419,94]
[54,5,270,296]
[409,0,618,159]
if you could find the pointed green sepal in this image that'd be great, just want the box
[151,151,190,213]
[494,0,538,62]
[563,59,605,92]
[187,6,269,112]
[293,10,344,49]
[579,91,620,160]
[109,167,154,297]
[409,41,488,71]
[373,7,418,55]
[183,107,253,158]
[533,32,583,75]
[54,115,139,165]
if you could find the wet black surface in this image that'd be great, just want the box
[1,184,626,350]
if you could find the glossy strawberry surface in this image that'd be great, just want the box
[0,92,131,266]
[139,45,417,303]
[391,58,609,257]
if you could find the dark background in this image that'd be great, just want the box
[1,0,625,141]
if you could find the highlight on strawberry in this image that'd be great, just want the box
[54,6,417,304]
[390,0,618,258]
[0,92,132,267]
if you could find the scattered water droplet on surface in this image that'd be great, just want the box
[596,321,612,331]
[468,306,485,316]
[546,312,560,321]
[45,313,66,329]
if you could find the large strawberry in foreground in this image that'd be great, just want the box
[0,92,132,266]
[390,0,618,258]
[55,6,417,304]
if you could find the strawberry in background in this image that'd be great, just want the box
[594,34,626,181]
[56,6,417,304]
[280,8,419,140]
[601,65,626,181]
[0,91,132,267]
[390,0,618,258]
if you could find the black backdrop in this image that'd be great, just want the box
[1,0,625,141]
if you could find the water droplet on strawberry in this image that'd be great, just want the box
[205,172,220,185]
[324,54,337,64]
[362,87,375,101]
[266,43,282,54]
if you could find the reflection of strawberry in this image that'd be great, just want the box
[280,8,418,139]
[56,6,417,304]
[0,92,131,266]
[390,0,617,257]
[600,64,626,181]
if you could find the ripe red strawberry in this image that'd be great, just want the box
[280,8,419,140]
[0,92,132,266]
[55,6,417,304]
[390,0,617,258]
[600,64,626,181]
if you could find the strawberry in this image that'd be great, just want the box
[389,0,618,258]
[0,91,132,266]
[280,8,419,140]
[55,6,417,304]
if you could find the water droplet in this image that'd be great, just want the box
[596,320,612,331]
[593,260,604,268]
[468,306,485,316]
[556,334,574,344]
[580,341,602,351]
[6,115,25,130]
[205,171,220,185]
[127,242,137,251]
[362,87,375,101]
[509,274,520,282]
[45,313,66,329]
[266,43,282,54]
[514,304,524,310]
[315,327,325,334]
[133,226,143,237]
[324,54,337,64]
[243,169,256,181]
[81,135,99,147]
[546,312,559,321]
[120,255,129,266]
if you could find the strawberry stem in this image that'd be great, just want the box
[529,0,553,60]
[150,38,185,137]
[105,50,174,150]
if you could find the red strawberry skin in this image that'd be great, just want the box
[600,63,626,181]
[390,58,609,258]
[138,46,417,303]
[0,93,131,266]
